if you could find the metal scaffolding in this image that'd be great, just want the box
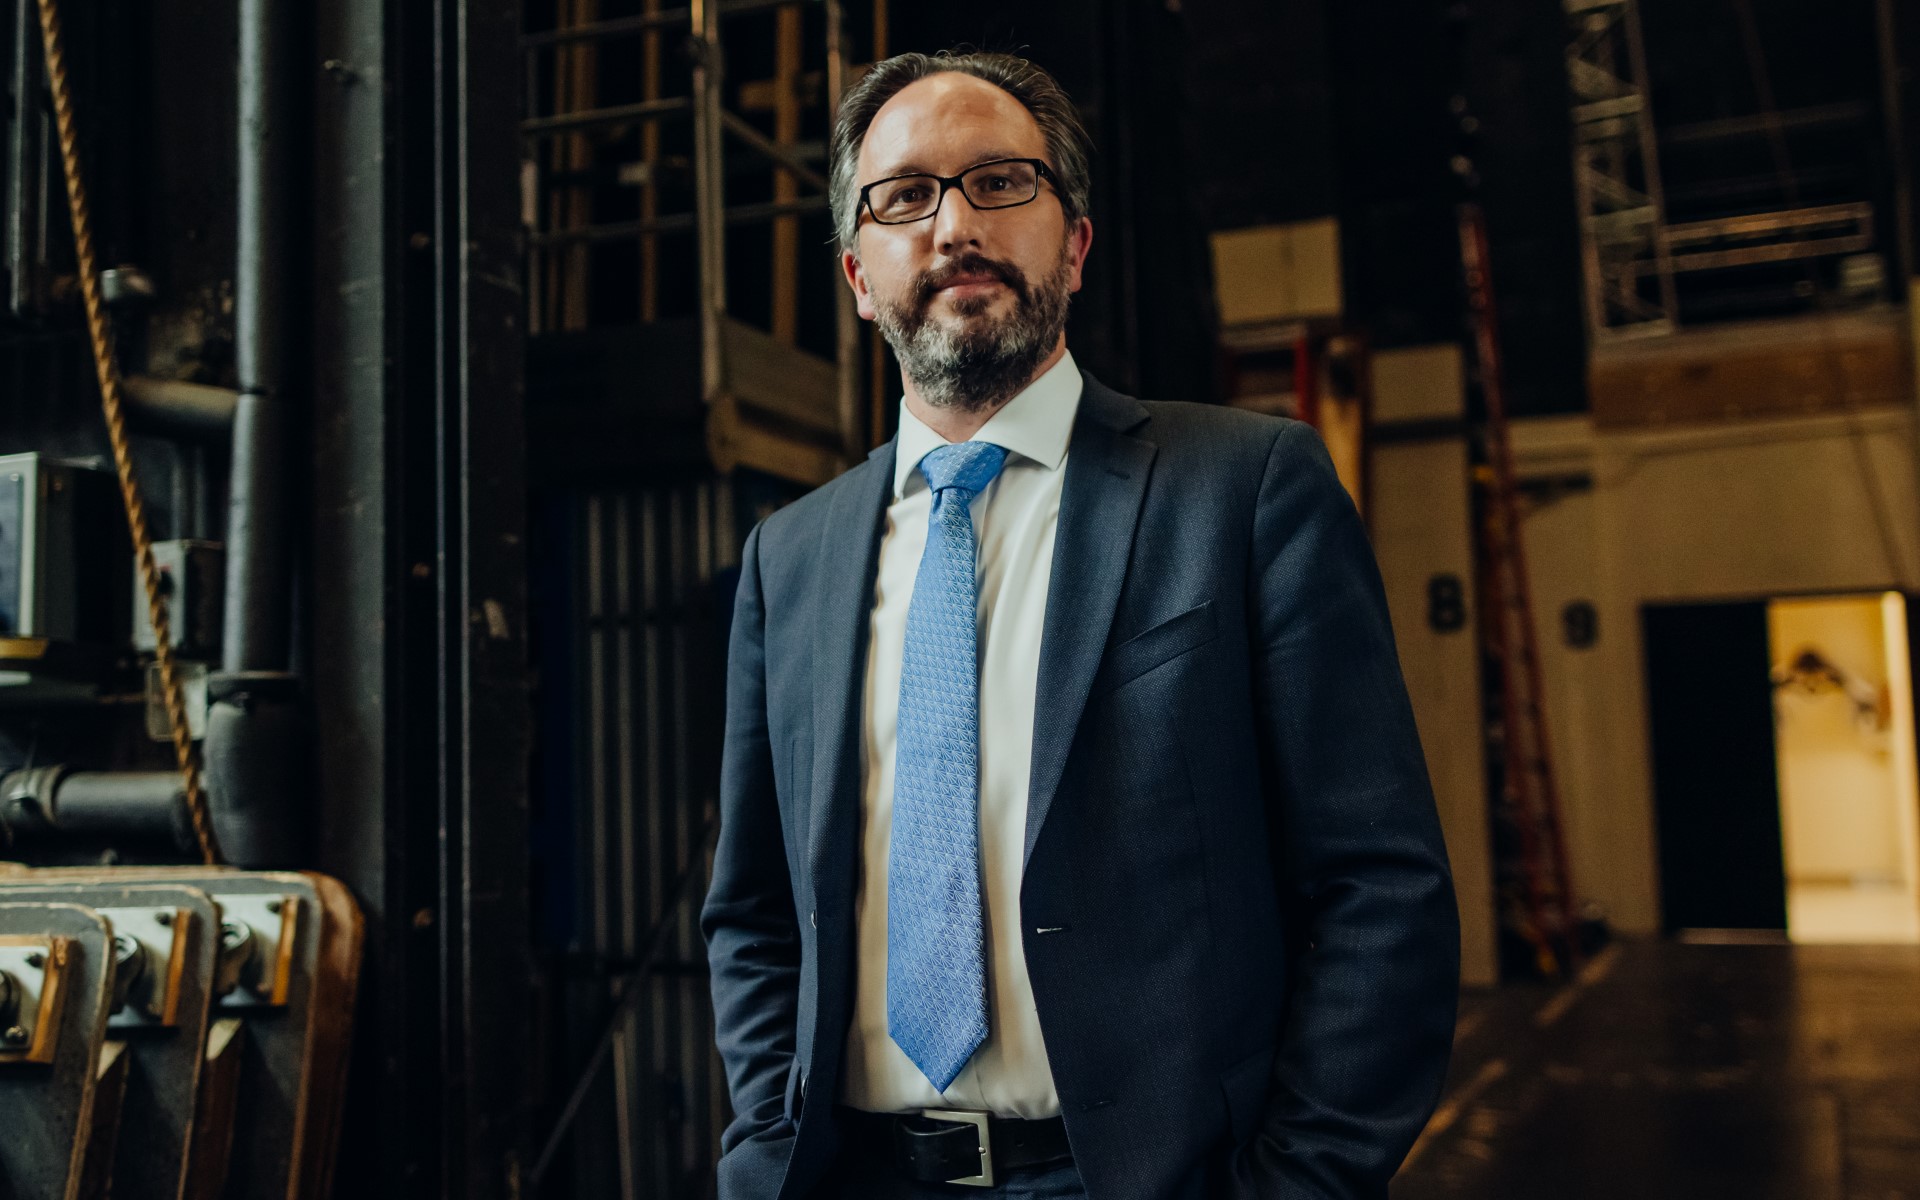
[1567,0,1891,338]
[522,0,867,488]
[1565,0,1679,340]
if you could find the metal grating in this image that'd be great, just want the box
[539,477,744,1198]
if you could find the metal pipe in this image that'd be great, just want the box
[0,766,197,853]
[225,0,293,674]
[198,0,305,869]
[7,0,45,318]
[122,376,240,438]
[47,772,194,845]
[202,670,305,865]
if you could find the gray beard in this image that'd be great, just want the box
[872,248,1075,414]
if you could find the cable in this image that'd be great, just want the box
[33,0,221,865]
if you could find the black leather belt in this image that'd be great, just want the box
[838,1105,1073,1187]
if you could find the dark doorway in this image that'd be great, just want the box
[1643,601,1787,933]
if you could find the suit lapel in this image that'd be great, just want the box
[801,375,1156,884]
[1024,374,1155,869]
[807,440,896,899]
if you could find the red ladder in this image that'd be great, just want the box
[1457,201,1584,977]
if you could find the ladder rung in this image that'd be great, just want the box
[522,97,692,139]
[1573,95,1645,125]
[522,0,817,50]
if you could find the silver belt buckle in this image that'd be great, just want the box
[920,1108,994,1187]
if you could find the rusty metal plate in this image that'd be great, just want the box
[0,902,113,1200]
[0,881,220,1200]
[12,869,329,1199]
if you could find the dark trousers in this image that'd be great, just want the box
[807,1111,1090,1200]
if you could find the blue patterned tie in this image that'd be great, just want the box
[888,439,1009,1092]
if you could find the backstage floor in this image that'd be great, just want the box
[1392,938,1920,1200]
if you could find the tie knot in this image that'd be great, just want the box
[918,441,1009,497]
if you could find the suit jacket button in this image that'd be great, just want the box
[810,910,817,928]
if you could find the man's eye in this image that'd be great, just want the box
[877,184,927,213]
[979,175,1012,192]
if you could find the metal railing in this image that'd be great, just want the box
[520,0,864,483]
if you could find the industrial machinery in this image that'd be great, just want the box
[0,870,362,1200]
[0,0,366,1194]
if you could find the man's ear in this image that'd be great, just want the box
[1066,217,1095,295]
[842,249,877,321]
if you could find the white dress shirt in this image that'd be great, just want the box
[839,350,1083,1118]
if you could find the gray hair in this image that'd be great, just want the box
[828,50,1093,256]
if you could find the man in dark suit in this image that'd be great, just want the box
[702,49,1459,1200]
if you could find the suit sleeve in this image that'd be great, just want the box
[1227,420,1461,1199]
[701,521,802,1158]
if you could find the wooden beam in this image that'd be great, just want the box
[544,0,598,332]
[641,0,661,322]
[772,4,803,343]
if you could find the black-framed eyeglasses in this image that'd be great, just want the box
[859,157,1060,226]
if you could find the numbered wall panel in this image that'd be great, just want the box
[1368,345,1498,986]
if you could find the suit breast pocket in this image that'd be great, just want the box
[1090,600,1218,698]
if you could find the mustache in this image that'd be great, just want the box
[912,254,1030,309]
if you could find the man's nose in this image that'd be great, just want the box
[931,185,985,255]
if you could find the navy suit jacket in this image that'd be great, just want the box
[701,371,1460,1200]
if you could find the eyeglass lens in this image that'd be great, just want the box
[868,160,1041,224]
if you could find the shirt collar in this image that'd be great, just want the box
[892,349,1083,500]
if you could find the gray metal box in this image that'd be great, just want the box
[0,453,130,645]
[131,539,225,659]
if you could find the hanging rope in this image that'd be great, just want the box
[34,0,221,865]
